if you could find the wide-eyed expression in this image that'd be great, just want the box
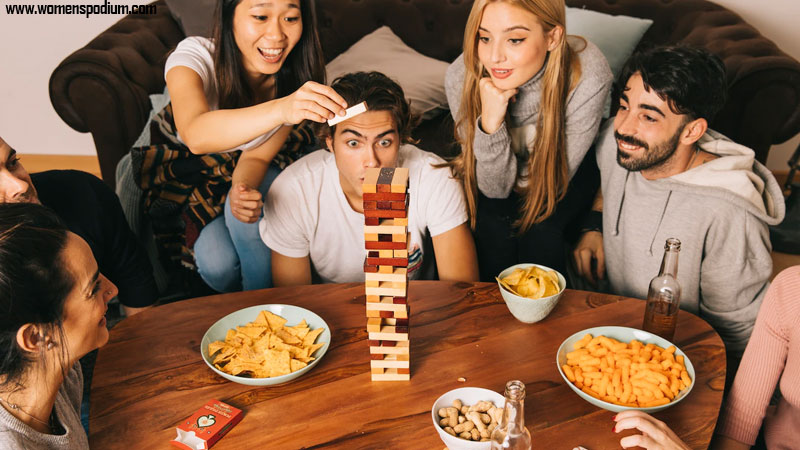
[326,110,399,212]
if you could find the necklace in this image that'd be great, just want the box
[0,397,56,433]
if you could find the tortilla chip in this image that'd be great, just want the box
[290,359,308,372]
[303,328,324,346]
[262,311,287,331]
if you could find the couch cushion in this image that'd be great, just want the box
[566,7,653,78]
[165,0,216,37]
[325,26,450,119]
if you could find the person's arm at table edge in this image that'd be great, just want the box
[432,223,479,282]
[272,251,312,287]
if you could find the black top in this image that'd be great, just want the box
[32,170,157,308]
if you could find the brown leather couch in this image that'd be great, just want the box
[50,0,800,187]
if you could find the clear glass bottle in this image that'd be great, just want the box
[642,238,682,341]
[490,380,532,450]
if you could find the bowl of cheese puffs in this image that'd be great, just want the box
[556,326,695,413]
[496,263,565,323]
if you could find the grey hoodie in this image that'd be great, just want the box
[596,120,785,355]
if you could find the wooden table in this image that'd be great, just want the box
[89,282,726,449]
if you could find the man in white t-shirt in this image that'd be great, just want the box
[260,72,479,285]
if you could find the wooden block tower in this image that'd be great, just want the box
[362,167,410,381]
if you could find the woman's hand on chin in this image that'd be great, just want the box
[478,77,517,135]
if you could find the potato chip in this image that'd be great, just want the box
[208,310,325,379]
[500,266,561,300]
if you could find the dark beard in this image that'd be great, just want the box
[615,127,683,172]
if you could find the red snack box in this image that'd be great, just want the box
[171,399,243,450]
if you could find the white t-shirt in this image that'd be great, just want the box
[164,36,281,152]
[260,144,468,283]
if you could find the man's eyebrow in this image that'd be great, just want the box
[340,129,363,138]
[639,104,666,118]
[376,130,397,138]
[84,269,100,297]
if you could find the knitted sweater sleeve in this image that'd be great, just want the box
[715,267,797,444]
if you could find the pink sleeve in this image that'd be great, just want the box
[715,269,794,444]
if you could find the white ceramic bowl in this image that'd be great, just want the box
[431,387,505,450]
[496,263,566,323]
[556,326,695,413]
[200,304,331,386]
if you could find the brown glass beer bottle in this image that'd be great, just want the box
[642,238,682,341]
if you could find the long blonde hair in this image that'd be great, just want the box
[451,0,582,232]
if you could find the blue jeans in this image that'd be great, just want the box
[194,165,281,292]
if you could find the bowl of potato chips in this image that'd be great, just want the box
[496,264,565,323]
[201,304,331,386]
[556,326,695,413]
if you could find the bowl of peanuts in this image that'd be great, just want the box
[556,326,696,413]
[431,387,505,449]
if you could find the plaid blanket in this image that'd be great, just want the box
[130,103,315,270]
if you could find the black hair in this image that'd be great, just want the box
[318,71,418,143]
[614,46,727,121]
[212,0,326,109]
[0,203,73,388]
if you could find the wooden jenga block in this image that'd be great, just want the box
[394,218,408,226]
[370,353,384,360]
[371,367,410,381]
[365,241,407,250]
[370,359,410,369]
[366,251,408,267]
[391,233,407,243]
[383,317,409,327]
[371,367,384,375]
[390,168,409,193]
[366,309,380,318]
[378,249,393,258]
[366,318,382,333]
[365,280,379,288]
[365,267,407,283]
[362,168,380,194]
[365,285,406,297]
[365,297,408,313]
[368,325,409,341]
[393,249,408,258]
[365,217,380,226]
[363,192,407,202]
[363,201,377,210]
[397,368,410,375]
[364,233,379,242]
[364,219,408,235]
[366,295,380,303]
[364,209,407,219]
[369,341,410,355]
[368,340,396,347]
[363,260,378,273]
[391,296,408,304]
[378,265,393,273]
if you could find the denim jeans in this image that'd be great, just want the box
[194,165,281,292]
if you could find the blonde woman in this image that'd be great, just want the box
[445,0,612,280]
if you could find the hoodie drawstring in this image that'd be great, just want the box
[648,190,673,256]
[613,172,630,237]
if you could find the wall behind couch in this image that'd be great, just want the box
[0,0,798,172]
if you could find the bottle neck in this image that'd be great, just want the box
[501,383,526,430]
[659,248,679,278]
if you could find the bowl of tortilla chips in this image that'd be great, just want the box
[201,304,331,386]
[496,263,565,323]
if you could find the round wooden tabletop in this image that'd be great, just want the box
[89,281,725,449]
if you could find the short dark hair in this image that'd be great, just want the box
[614,46,727,122]
[317,71,418,144]
[0,203,73,389]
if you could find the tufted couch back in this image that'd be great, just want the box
[50,0,800,186]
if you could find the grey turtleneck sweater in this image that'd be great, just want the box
[445,37,612,198]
